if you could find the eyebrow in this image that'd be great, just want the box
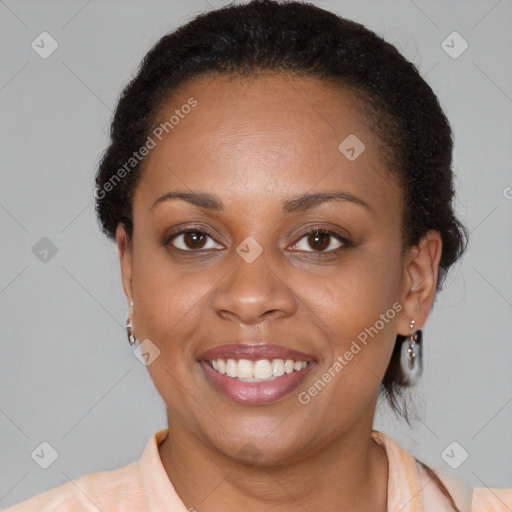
[150,190,373,214]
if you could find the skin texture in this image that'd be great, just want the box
[116,72,442,512]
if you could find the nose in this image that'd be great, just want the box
[212,248,298,327]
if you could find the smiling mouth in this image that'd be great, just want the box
[199,357,316,405]
[196,342,318,404]
[204,358,313,381]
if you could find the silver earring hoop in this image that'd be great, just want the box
[126,300,136,346]
[400,320,422,386]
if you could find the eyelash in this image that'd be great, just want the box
[163,225,352,256]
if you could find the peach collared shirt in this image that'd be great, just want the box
[4,428,511,511]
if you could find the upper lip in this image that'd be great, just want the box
[197,342,317,362]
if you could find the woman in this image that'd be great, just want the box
[6,1,511,511]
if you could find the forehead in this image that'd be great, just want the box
[135,72,400,214]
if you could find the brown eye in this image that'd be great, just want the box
[166,229,223,251]
[290,229,348,253]
[307,231,331,251]
[183,231,207,249]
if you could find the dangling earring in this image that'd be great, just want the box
[126,299,136,346]
[400,320,422,385]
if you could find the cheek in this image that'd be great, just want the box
[130,234,213,349]
[291,259,403,444]
[130,242,214,422]
[303,243,403,369]
[316,243,402,313]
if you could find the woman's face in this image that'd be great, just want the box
[118,72,437,463]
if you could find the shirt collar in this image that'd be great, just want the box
[137,427,188,511]
[137,427,425,512]
[372,430,424,512]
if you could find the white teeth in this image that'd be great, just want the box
[237,359,254,379]
[226,359,237,378]
[284,359,295,374]
[272,359,285,377]
[254,360,272,379]
[208,358,308,381]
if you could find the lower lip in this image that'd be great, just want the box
[199,361,315,405]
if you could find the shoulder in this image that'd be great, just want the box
[371,430,472,512]
[3,427,177,512]
[3,462,140,512]
[416,454,512,512]
[471,486,512,511]
[373,430,512,512]
[416,460,472,512]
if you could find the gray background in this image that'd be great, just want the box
[1,0,511,510]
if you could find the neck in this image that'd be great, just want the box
[158,409,388,512]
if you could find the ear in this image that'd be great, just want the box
[116,223,133,306]
[396,230,443,335]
